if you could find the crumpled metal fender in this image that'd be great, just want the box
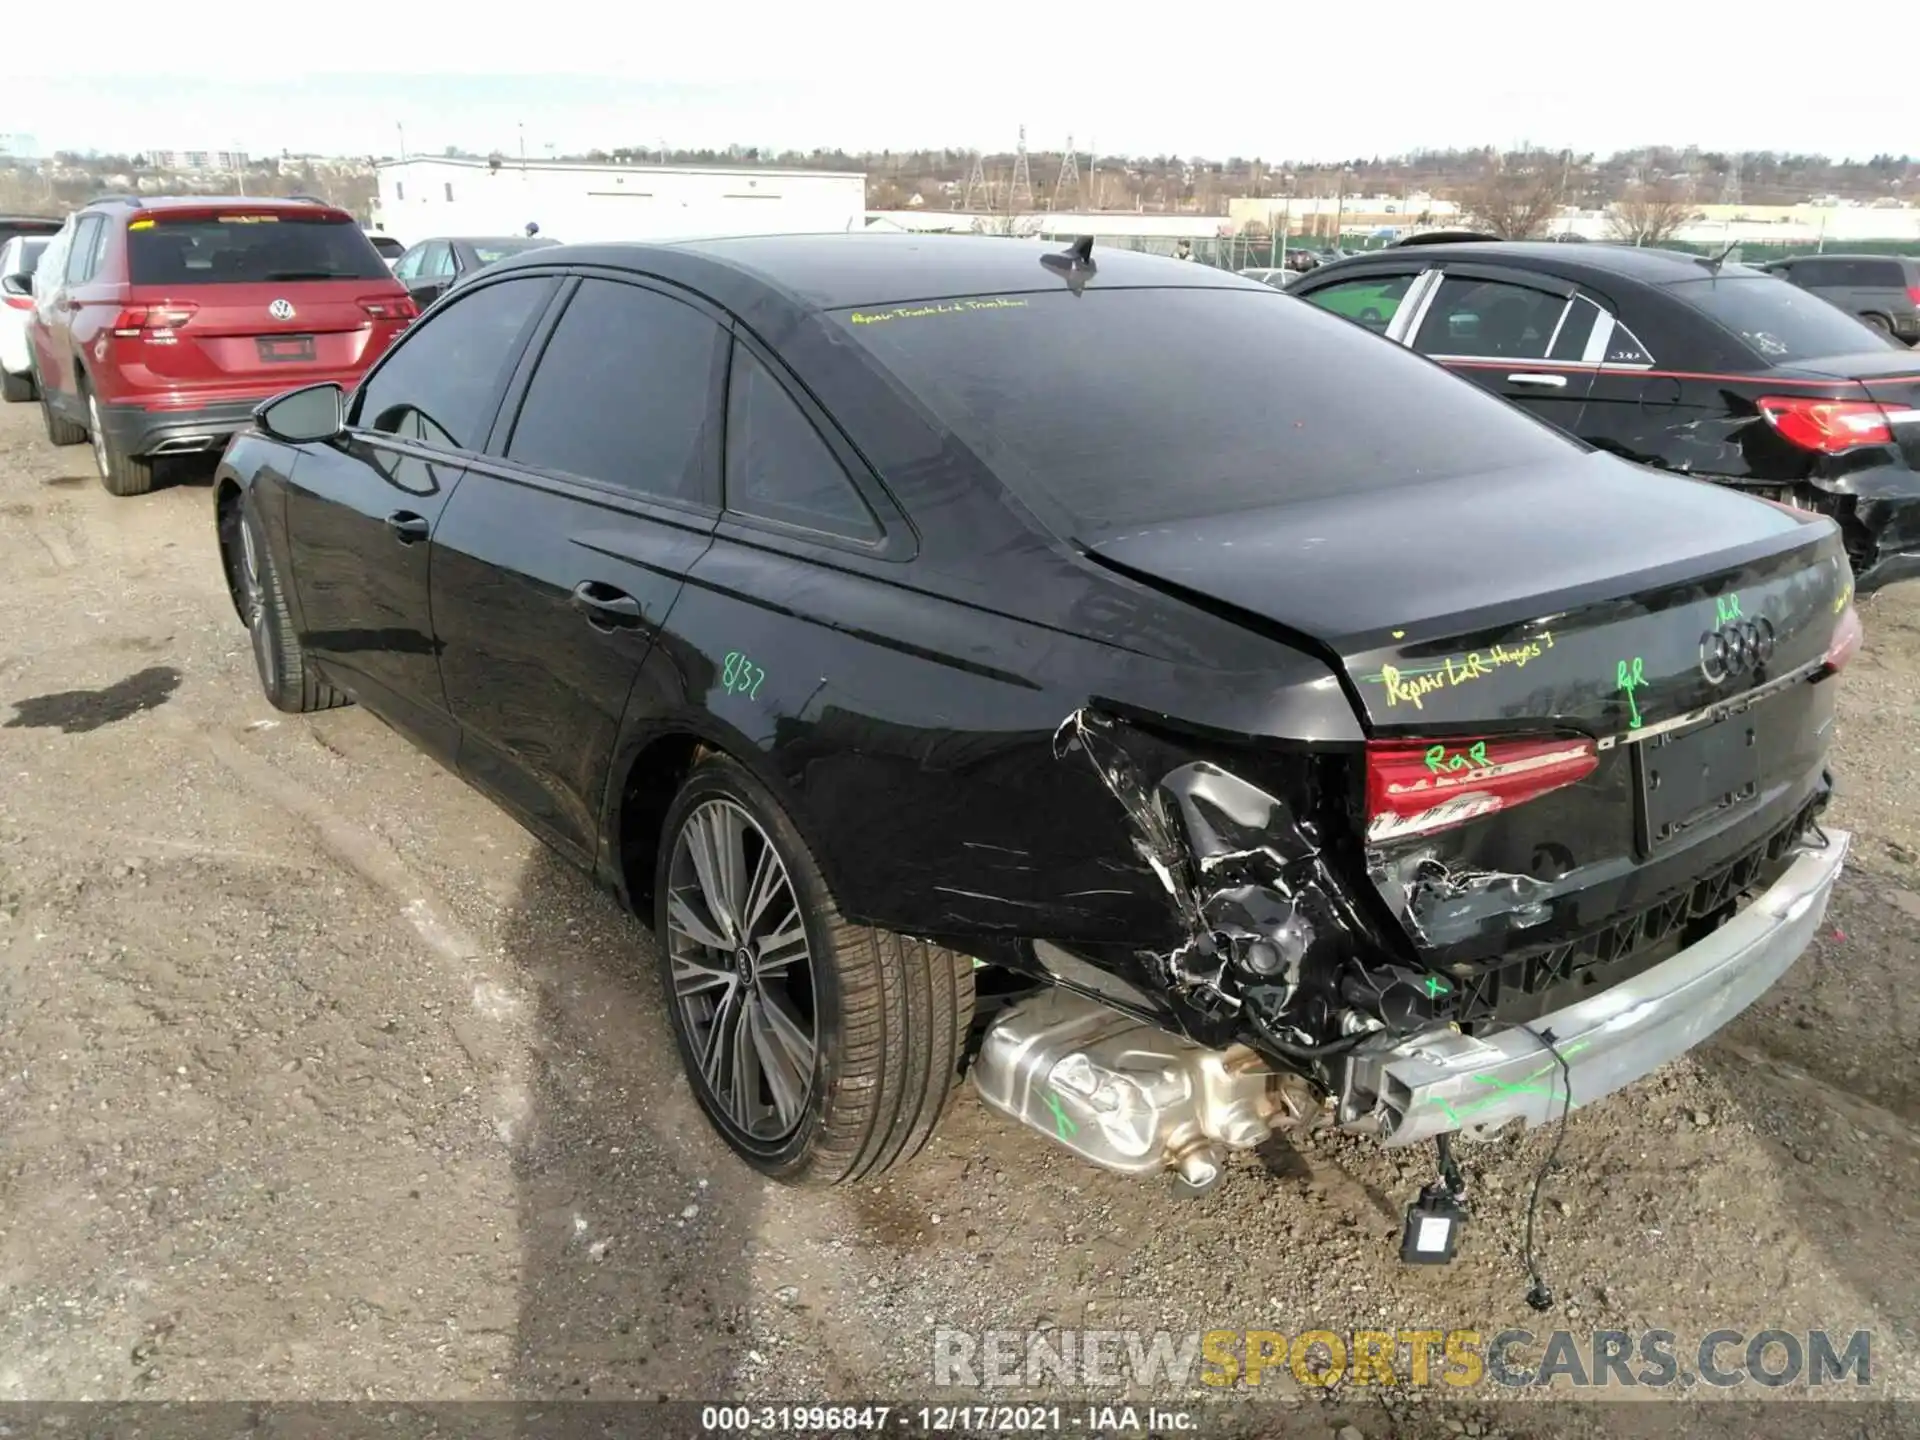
[1050,708,1388,1056]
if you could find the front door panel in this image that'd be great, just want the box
[284,433,465,763]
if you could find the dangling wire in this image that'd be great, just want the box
[1520,1025,1576,1311]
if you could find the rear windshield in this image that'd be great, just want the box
[1668,276,1894,362]
[11,237,48,271]
[833,286,1577,534]
[470,238,554,266]
[127,213,389,285]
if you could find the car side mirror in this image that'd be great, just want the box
[0,274,31,298]
[255,383,346,444]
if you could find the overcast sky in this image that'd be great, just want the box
[2,1,1909,163]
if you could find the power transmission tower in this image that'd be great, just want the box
[1054,136,1083,212]
[1008,125,1035,212]
[961,151,987,211]
[1721,152,1743,205]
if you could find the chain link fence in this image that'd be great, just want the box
[1103,232,1918,271]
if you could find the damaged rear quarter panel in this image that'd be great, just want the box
[645,523,1367,967]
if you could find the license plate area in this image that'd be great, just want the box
[1637,714,1761,852]
[256,335,315,363]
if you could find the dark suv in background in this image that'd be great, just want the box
[1761,254,1920,345]
[28,196,416,495]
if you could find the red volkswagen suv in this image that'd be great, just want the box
[28,196,417,495]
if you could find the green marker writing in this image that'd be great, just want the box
[1424,740,1490,775]
[1617,656,1647,729]
[1716,593,1743,625]
[1044,1091,1078,1141]
[1423,975,1450,998]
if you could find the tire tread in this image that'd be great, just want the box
[235,504,350,714]
[658,756,973,1189]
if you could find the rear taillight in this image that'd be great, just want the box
[1757,395,1896,454]
[1824,603,1864,673]
[1906,286,1920,307]
[110,302,199,339]
[1365,735,1599,843]
[359,295,417,322]
[2,294,31,312]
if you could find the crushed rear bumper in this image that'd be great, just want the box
[1340,829,1850,1147]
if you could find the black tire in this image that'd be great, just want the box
[40,384,86,446]
[1862,313,1893,337]
[653,753,974,1187]
[222,494,350,714]
[84,384,155,497]
[1,368,31,403]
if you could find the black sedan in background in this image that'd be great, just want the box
[391,234,560,308]
[1290,240,1920,593]
[212,235,1856,1202]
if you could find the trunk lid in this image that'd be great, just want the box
[1088,449,1850,740]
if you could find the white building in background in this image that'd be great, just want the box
[149,149,249,173]
[371,157,868,245]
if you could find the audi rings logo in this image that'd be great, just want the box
[1700,617,1775,684]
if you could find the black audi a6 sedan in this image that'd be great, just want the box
[1290,240,1920,594]
[213,233,1859,1199]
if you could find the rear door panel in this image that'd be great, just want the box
[429,273,729,862]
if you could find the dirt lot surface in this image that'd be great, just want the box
[2,400,1918,1436]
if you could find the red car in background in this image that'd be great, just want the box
[28,196,416,495]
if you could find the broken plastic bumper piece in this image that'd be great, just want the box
[1341,829,1850,1148]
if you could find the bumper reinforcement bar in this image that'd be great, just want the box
[1341,829,1850,1147]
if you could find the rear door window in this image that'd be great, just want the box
[1669,276,1896,361]
[505,278,723,504]
[834,286,1577,536]
[126,212,389,285]
[1838,258,1903,287]
[1549,295,1604,361]
[1412,275,1566,359]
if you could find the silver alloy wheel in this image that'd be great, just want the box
[238,516,276,692]
[666,797,818,1142]
[88,392,109,481]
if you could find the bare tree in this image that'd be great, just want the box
[970,214,1045,238]
[1606,180,1697,246]
[1454,155,1568,239]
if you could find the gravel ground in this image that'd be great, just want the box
[2,399,1917,1436]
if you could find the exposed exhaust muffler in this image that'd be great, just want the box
[970,986,1307,1193]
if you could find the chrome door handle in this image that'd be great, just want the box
[1507,372,1569,388]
